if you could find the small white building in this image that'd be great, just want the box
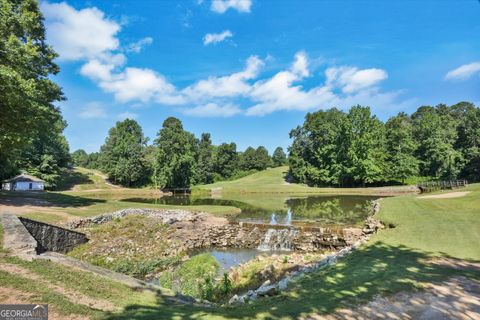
[1,174,45,191]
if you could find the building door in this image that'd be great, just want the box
[29,183,32,190]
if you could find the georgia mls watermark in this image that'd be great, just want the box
[0,304,48,320]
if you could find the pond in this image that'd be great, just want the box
[122,194,379,226]
[193,248,289,275]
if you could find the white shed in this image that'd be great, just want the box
[1,174,45,191]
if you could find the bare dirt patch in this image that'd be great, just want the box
[305,276,480,320]
[417,191,471,199]
[0,263,117,312]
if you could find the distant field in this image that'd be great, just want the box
[196,166,418,195]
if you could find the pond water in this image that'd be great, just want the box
[123,194,378,226]
[195,248,287,275]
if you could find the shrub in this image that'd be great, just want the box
[159,253,219,298]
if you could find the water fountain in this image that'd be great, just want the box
[270,213,277,225]
[285,209,292,225]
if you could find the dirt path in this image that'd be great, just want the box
[417,191,471,199]
[305,276,480,320]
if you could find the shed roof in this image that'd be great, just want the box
[2,174,45,183]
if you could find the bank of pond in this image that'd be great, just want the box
[68,194,378,303]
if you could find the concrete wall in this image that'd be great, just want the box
[19,217,88,253]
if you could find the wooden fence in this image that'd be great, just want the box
[417,180,468,193]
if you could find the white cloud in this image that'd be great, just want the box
[41,1,120,61]
[444,62,480,81]
[211,0,252,13]
[183,55,263,99]
[118,111,138,120]
[291,51,309,77]
[203,30,233,45]
[325,66,388,93]
[80,60,184,104]
[246,53,392,116]
[80,59,115,82]
[182,103,242,117]
[126,37,153,53]
[78,102,107,119]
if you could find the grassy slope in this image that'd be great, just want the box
[0,221,161,319]
[197,166,416,195]
[104,184,480,319]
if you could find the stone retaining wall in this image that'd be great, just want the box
[67,208,379,253]
[19,217,88,253]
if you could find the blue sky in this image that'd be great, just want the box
[40,0,480,153]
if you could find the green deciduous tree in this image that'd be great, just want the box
[214,143,238,179]
[385,113,419,182]
[71,149,89,167]
[412,105,462,179]
[342,106,386,186]
[272,147,287,167]
[154,117,197,189]
[195,133,215,184]
[100,119,148,187]
[0,0,67,181]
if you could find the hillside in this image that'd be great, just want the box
[196,166,418,195]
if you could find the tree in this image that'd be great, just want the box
[289,108,347,186]
[412,105,462,179]
[451,102,480,181]
[85,152,100,169]
[385,113,419,182]
[254,146,272,170]
[214,143,238,179]
[195,133,215,184]
[99,119,148,187]
[16,120,70,188]
[71,149,89,167]
[154,117,197,188]
[0,0,65,180]
[239,147,256,171]
[272,147,287,167]
[341,106,386,186]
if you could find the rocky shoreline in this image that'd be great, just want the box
[67,205,380,255]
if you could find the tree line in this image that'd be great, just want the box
[71,117,287,188]
[289,102,480,187]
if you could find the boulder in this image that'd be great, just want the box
[228,294,245,305]
[256,284,278,297]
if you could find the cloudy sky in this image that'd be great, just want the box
[40,0,480,153]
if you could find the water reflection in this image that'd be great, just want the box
[122,194,378,226]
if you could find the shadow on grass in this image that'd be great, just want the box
[0,191,105,208]
[55,169,94,191]
[103,242,480,320]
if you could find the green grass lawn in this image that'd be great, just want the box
[375,183,480,260]
[196,166,416,195]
